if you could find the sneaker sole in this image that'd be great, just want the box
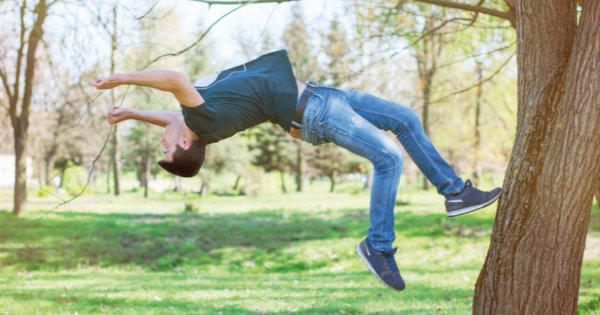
[447,191,501,217]
[355,243,404,291]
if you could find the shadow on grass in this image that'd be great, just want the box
[0,208,493,272]
[2,272,473,314]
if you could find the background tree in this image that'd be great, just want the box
[282,4,321,192]
[307,16,367,192]
[0,0,52,215]
[413,10,447,190]
[249,124,294,194]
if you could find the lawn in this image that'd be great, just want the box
[0,185,599,314]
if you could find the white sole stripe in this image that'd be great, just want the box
[447,193,500,217]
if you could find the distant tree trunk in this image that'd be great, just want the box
[13,135,28,215]
[363,169,372,190]
[106,162,111,193]
[1,0,50,215]
[232,175,241,190]
[421,79,431,191]
[329,170,337,193]
[143,154,151,199]
[415,14,444,191]
[596,184,600,205]
[295,142,305,192]
[473,2,600,314]
[109,6,121,196]
[472,61,483,185]
[43,153,55,185]
[142,127,152,198]
[279,171,287,194]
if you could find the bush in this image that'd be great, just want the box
[36,185,56,197]
[62,165,91,196]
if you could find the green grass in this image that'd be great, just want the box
[0,187,599,314]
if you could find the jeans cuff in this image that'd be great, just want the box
[440,178,465,196]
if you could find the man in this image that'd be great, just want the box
[93,49,501,291]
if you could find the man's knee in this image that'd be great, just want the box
[402,108,422,132]
[375,146,404,170]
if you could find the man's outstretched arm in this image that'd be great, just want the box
[92,70,204,107]
[107,106,182,127]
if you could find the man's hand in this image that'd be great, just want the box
[107,106,131,125]
[92,74,127,90]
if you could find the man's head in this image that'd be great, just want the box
[158,120,206,177]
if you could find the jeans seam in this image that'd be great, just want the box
[352,106,455,188]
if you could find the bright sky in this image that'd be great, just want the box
[174,0,346,66]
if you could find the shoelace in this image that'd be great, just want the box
[379,248,399,274]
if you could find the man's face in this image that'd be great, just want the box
[160,122,182,162]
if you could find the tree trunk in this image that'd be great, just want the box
[363,169,372,190]
[329,170,337,193]
[596,184,600,205]
[44,154,54,185]
[143,153,151,199]
[473,2,600,314]
[106,161,111,193]
[472,61,483,185]
[109,6,121,196]
[13,133,27,215]
[421,79,431,191]
[295,142,304,192]
[279,171,287,194]
[4,0,49,215]
[232,175,241,190]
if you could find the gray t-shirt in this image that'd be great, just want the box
[181,50,298,144]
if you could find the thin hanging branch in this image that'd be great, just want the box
[143,2,246,67]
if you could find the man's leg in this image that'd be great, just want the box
[311,88,403,251]
[304,87,405,290]
[343,89,463,194]
[343,89,501,215]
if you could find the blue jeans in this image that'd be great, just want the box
[299,85,465,251]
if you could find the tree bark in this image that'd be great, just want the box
[473,1,600,314]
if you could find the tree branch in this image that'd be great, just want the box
[431,51,515,104]
[143,3,245,67]
[408,0,515,26]
[0,68,13,103]
[190,0,298,5]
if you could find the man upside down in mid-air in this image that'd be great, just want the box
[93,50,501,291]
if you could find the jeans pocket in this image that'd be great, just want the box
[301,121,329,145]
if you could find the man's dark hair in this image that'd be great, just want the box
[158,141,206,177]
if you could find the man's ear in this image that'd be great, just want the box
[181,137,192,150]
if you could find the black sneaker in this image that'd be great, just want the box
[445,180,501,217]
[356,238,405,291]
